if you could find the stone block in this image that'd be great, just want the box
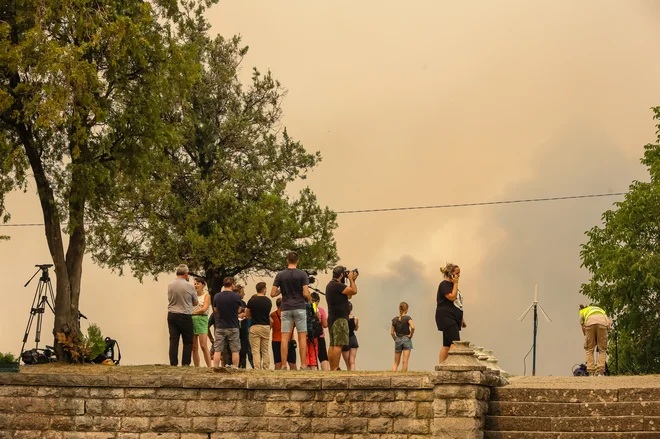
[447,399,488,417]
[116,435,139,439]
[82,375,110,387]
[253,390,290,401]
[485,415,550,432]
[432,417,482,437]
[160,376,183,388]
[551,415,645,432]
[645,416,660,431]
[368,418,393,433]
[299,434,334,439]
[391,376,424,389]
[393,418,430,434]
[13,430,43,439]
[264,401,301,417]
[350,402,381,418]
[489,401,660,417]
[0,386,38,397]
[150,417,192,432]
[120,417,150,432]
[49,415,120,432]
[139,434,180,439]
[235,401,266,417]
[246,377,282,389]
[102,398,170,416]
[349,377,391,389]
[89,388,125,399]
[379,401,416,417]
[180,435,208,439]
[186,400,237,416]
[326,401,352,417]
[156,388,200,400]
[431,371,485,385]
[0,397,84,415]
[395,390,434,402]
[42,433,64,439]
[321,377,350,389]
[620,388,660,402]
[129,376,161,388]
[434,384,489,400]
[216,416,268,432]
[125,388,157,398]
[61,433,116,439]
[290,390,317,401]
[492,387,617,403]
[59,387,91,398]
[191,417,216,433]
[301,401,327,418]
[310,418,367,434]
[108,375,131,387]
[281,378,321,390]
[433,399,447,417]
[417,401,434,419]
[267,416,311,433]
[348,390,394,402]
[205,389,247,400]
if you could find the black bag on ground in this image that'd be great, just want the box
[93,337,121,365]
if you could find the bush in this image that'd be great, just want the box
[56,323,106,363]
[0,352,19,364]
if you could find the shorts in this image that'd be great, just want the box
[329,318,349,347]
[395,335,413,352]
[281,309,307,333]
[271,340,297,364]
[192,315,209,335]
[342,335,359,352]
[317,337,329,362]
[441,323,460,348]
[213,328,240,353]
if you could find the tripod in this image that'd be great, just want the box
[20,264,56,356]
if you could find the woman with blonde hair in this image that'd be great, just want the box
[191,277,212,367]
[436,263,465,364]
[391,302,414,372]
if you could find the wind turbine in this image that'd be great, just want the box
[518,285,552,376]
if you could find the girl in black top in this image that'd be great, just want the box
[341,302,359,370]
[391,302,415,372]
[436,263,463,364]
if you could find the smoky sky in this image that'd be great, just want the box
[2,1,660,374]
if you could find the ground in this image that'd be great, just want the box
[507,375,660,389]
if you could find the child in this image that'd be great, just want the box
[391,302,414,372]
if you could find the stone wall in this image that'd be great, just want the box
[0,369,505,439]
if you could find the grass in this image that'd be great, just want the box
[19,363,429,377]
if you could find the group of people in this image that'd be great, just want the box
[166,252,369,370]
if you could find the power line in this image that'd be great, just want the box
[0,191,628,227]
[335,192,627,214]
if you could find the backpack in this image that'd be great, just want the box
[93,337,121,365]
[306,303,323,340]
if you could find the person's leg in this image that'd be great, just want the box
[181,315,194,366]
[239,323,248,368]
[249,326,261,369]
[280,310,293,368]
[349,348,358,371]
[318,338,330,371]
[329,346,342,370]
[272,341,282,370]
[192,334,200,367]
[293,309,308,368]
[596,325,608,375]
[287,340,298,369]
[229,329,241,368]
[392,351,402,371]
[167,313,180,366]
[440,324,459,364]
[402,349,411,372]
[342,348,350,369]
[584,325,597,375]
[306,337,318,368]
[212,330,225,368]
[258,326,270,370]
[298,331,308,368]
[199,333,212,367]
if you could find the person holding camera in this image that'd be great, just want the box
[326,266,358,371]
[167,264,199,366]
[271,251,312,370]
[436,263,464,364]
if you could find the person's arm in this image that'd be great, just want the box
[190,285,199,307]
[269,315,274,329]
[391,325,396,341]
[444,279,459,302]
[342,272,358,296]
[302,285,311,302]
[270,286,280,298]
[408,318,415,339]
[462,318,467,328]
[208,327,214,343]
[320,309,328,329]
[245,308,252,319]
[354,317,359,332]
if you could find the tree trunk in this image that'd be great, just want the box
[22,132,82,361]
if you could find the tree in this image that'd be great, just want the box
[0,0,211,359]
[86,34,339,286]
[580,107,660,374]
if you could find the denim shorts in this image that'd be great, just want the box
[395,335,413,352]
[281,308,307,333]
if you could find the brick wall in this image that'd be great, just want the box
[0,369,506,439]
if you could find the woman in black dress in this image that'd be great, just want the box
[435,263,463,364]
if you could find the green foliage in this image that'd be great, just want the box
[86,324,106,361]
[580,107,660,374]
[0,352,19,364]
[87,34,338,279]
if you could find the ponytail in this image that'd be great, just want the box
[398,302,409,321]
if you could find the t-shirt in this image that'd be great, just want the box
[247,295,272,326]
[436,280,463,324]
[270,310,282,342]
[273,268,309,311]
[392,315,412,337]
[213,289,242,329]
[167,278,198,315]
[325,280,349,325]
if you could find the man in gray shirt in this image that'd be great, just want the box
[167,264,198,366]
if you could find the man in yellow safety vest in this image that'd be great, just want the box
[579,304,611,376]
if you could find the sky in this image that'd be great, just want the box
[2,0,660,375]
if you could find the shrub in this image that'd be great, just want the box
[56,323,106,363]
[0,352,19,364]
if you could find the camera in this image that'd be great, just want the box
[304,270,318,284]
[343,268,359,284]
